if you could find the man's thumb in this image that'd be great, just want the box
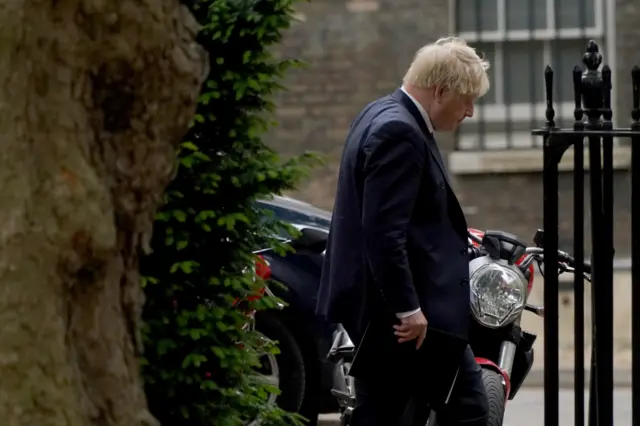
[416,331,426,350]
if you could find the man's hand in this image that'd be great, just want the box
[393,310,428,349]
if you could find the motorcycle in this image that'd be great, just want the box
[327,228,592,426]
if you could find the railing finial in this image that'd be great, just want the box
[583,40,602,72]
[602,65,613,124]
[544,65,555,129]
[632,66,640,123]
[572,65,584,125]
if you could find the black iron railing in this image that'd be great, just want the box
[533,40,640,426]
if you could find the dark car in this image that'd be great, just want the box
[253,196,335,424]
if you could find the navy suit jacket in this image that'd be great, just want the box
[316,89,471,351]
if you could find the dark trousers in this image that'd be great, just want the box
[350,345,489,426]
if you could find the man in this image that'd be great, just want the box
[316,37,491,425]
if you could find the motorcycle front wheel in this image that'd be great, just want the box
[427,369,505,426]
[481,369,506,426]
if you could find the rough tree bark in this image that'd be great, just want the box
[0,0,207,425]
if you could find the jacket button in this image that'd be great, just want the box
[460,278,469,286]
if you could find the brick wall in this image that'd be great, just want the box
[452,171,632,257]
[268,0,451,210]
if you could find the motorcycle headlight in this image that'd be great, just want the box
[469,262,527,328]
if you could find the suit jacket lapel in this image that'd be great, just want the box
[425,135,454,190]
[391,89,453,190]
[391,89,468,240]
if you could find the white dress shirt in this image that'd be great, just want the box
[401,86,435,133]
[395,86,433,319]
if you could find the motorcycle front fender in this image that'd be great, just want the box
[475,357,511,400]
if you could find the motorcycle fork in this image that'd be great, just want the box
[497,340,517,377]
[491,320,523,401]
[498,316,521,377]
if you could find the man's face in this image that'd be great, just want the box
[431,88,476,132]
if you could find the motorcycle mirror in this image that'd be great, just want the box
[533,229,544,248]
[480,234,501,259]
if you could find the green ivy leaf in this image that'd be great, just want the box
[182,141,199,151]
[173,210,187,222]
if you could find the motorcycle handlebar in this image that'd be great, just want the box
[467,231,592,274]
[468,232,483,245]
[467,245,486,259]
[521,247,592,275]
[557,250,592,274]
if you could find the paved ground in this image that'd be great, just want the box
[318,387,633,425]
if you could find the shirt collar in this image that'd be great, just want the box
[400,86,434,134]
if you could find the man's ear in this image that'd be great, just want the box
[434,85,449,103]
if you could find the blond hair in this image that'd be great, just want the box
[403,36,490,98]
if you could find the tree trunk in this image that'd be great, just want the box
[0,1,207,425]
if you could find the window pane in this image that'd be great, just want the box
[551,39,598,103]
[556,0,596,29]
[456,0,498,33]
[506,0,547,31]
[471,42,497,104]
[503,41,545,103]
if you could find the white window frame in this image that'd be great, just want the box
[451,0,607,123]
[455,0,605,40]
[466,100,594,123]
[456,131,540,151]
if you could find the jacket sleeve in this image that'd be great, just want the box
[361,120,424,315]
